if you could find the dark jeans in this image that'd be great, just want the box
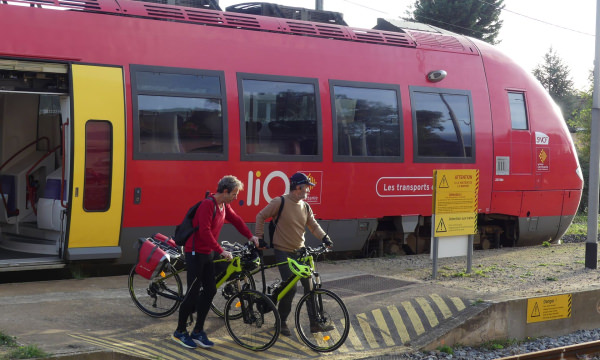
[274,248,312,324]
[177,252,216,333]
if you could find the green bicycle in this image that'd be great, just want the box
[128,236,271,320]
[224,244,350,352]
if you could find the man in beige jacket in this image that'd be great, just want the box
[255,172,333,336]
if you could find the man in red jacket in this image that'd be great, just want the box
[172,175,259,349]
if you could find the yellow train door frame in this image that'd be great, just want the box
[66,64,125,260]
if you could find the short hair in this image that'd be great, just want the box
[217,175,244,193]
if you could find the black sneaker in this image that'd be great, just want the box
[280,322,291,336]
[310,323,334,333]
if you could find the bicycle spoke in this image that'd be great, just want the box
[211,271,255,319]
[128,264,183,318]
[225,289,280,351]
[295,289,349,352]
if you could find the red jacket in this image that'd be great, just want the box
[185,195,253,254]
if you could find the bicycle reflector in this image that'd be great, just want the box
[288,258,311,278]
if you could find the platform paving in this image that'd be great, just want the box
[1,256,591,360]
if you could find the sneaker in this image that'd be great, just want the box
[310,323,335,333]
[280,322,292,337]
[191,330,214,348]
[172,330,197,349]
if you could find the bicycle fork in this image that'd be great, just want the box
[308,272,326,325]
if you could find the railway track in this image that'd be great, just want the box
[496,339,600,360]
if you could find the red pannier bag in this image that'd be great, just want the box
[135,238,170,280]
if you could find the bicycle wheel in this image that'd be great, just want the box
[128,263,183,317]
[295,288,349,352]
[224,289,280,351]
[211,271,255,319]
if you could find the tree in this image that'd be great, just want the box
[533,47,576,122]
[567,73,592,214]
[408,0,504,44]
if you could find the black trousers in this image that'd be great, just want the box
[274,248,312,324]
[177,252,216,333]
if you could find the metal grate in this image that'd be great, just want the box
[496,156,510,176]
[350,28,415,47]
[323,274,413,297]
[408,30,467,52]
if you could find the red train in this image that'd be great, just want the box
[0,0,583,270]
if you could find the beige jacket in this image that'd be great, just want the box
[255,193,326,252]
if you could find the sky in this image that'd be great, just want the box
[218,0,596,91]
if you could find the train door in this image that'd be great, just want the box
[0,59,71,269]
[66,64,125,260]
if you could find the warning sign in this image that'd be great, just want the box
[433,169,479,237]
[434,213,477,237]
[527,294,572,323]
[433,170,478,214]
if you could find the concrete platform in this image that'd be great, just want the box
[0,255,596,360]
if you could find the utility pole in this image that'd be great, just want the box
[586,0,600,269]
[316,0,323,10]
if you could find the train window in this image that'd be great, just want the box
[508,92,528,130]
[238,74,322,162]
[84,120,112,212]
[131,65,227,160]
[410,87,475,163]
[330,81,403,162]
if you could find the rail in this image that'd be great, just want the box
[0,137,50,218]
[26,145,61,215]
[496,339,600,360]
[60,119,68,209]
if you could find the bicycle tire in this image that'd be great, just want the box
[211,271,256,319]
[295,288,349,352]
[224,289,280,351]
[128,263,183,318]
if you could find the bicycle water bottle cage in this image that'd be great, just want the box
[288,257,311,278]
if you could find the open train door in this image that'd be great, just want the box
[66,64,125,261]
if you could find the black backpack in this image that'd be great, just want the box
[173,194,217,246]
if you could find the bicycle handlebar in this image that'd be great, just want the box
[221,241,258,258]
[295,244,331,258]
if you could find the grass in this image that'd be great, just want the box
[0,331,49,360]
[0,334,16,347]
[437,345,454,354]
[3,345,49,359]
[565,215,589,236]
[480,338,520,350]
[445,264,500,278]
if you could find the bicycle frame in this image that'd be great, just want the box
[256,250,319,304]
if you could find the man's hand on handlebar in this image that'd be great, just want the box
[221,250,233,260]
[322,235,333,249]
[249,236,260,248]
[256,237,269,250]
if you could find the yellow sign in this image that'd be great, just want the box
[433,169,478,236]
[434,213,477,237]
[527,294,572,323]
[433,169,479,214]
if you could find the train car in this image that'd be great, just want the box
[0,0,583,270]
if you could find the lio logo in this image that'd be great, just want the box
[246,170,289,206]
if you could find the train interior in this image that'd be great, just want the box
[0,60,70,269]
